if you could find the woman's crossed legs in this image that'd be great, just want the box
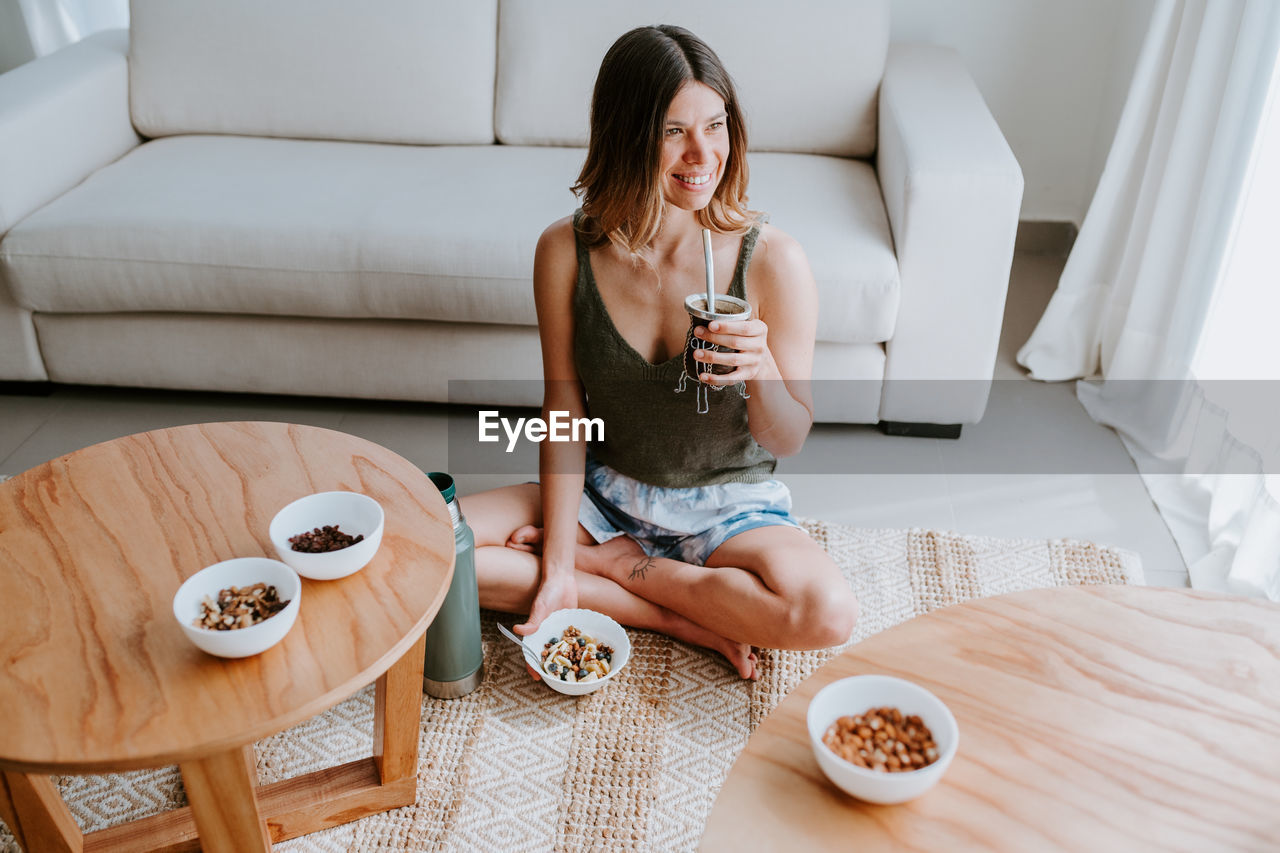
[467,484,859,680]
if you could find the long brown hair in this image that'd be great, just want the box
[573,25,754,257]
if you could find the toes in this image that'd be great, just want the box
[728,648,758,680]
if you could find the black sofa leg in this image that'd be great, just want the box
[0,381,54,396]
[877,420,962,439]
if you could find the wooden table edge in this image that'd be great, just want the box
[0,623,439,776]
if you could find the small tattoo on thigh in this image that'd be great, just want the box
[628,556,656,581]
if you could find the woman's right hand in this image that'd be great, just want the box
[514,570,578,680]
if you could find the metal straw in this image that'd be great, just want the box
[702,228,715,315]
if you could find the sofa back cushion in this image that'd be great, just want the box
[495,0,889,157]
[129,0,497,144]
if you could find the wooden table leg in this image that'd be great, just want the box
[180,747,271,853]
[373,630,426,786]
[0,771,83,853]
[243,743,259,784]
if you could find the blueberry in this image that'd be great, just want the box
[576,637,586,646]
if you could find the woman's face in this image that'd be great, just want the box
[659,81,730,211]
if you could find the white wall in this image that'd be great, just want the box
[0,0,38,73]
[891,0,1155,224]
[0,0,128,74]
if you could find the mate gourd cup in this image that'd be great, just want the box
[683,293,752,381]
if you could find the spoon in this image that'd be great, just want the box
[496,622,543,672]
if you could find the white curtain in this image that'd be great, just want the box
[0,0,127,74]
[1018,0,1280,600]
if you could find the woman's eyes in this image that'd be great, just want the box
[664,122,725,138]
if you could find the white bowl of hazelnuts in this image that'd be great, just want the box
[173,556,301,658]
[806,675,959,804]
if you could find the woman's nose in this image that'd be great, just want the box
[684,132,710,163]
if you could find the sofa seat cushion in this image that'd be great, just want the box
[2,137,899,343]
[2,136,580,327]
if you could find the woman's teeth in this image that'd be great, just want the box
[675,174,711,186]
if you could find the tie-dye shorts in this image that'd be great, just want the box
[577,456,804,566]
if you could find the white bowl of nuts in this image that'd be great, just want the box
[806,675,959,804]
[524,609,631,696]
[173,557,302,658]
[268,491,384,580]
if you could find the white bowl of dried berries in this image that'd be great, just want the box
[268,491,384,580]
[524,609,631,696]
[807,675,959,804]
[173,557,301,658]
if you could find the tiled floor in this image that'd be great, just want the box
[0,247,1188,586]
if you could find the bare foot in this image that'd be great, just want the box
[726,646,760,681]
[576,542,757,677]
[575,534,645,575]
[505,524,543,554]
[509,525,646,568]
[659,608,759,680]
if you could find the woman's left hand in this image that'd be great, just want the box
[693,318,774,385]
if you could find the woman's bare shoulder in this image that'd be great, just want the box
[751,223,815,296]
[539,214,578,249]
[754,223,808,271]
[534,216,579,286]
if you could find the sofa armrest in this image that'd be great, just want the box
[0,29,139,235]
[876,43,1023,425]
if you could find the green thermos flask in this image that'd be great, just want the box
[423,472,484,698]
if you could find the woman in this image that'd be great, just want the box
[468,25,858,679]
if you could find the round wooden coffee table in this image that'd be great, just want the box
[0,422,455,852]
[701,585,1280,851]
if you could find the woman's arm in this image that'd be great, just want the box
[694,225,817,456]
[514,218,588,639]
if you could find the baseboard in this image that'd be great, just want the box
[0,380,53,396]
[1015,220,1078,257]
[877,421,963,440]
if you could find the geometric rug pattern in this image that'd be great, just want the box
[0,519,1142,852]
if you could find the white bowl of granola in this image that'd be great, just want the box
[173,557,301,658]
[524,609,631,696]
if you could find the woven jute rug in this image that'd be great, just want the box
[0,521,1141,853]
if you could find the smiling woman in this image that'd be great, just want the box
[464,24,858,681]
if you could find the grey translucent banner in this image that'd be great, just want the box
[444,380,1279,477]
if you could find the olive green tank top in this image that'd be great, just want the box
[571,210,776,487]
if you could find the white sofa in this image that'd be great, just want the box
[0,0,1023,430]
